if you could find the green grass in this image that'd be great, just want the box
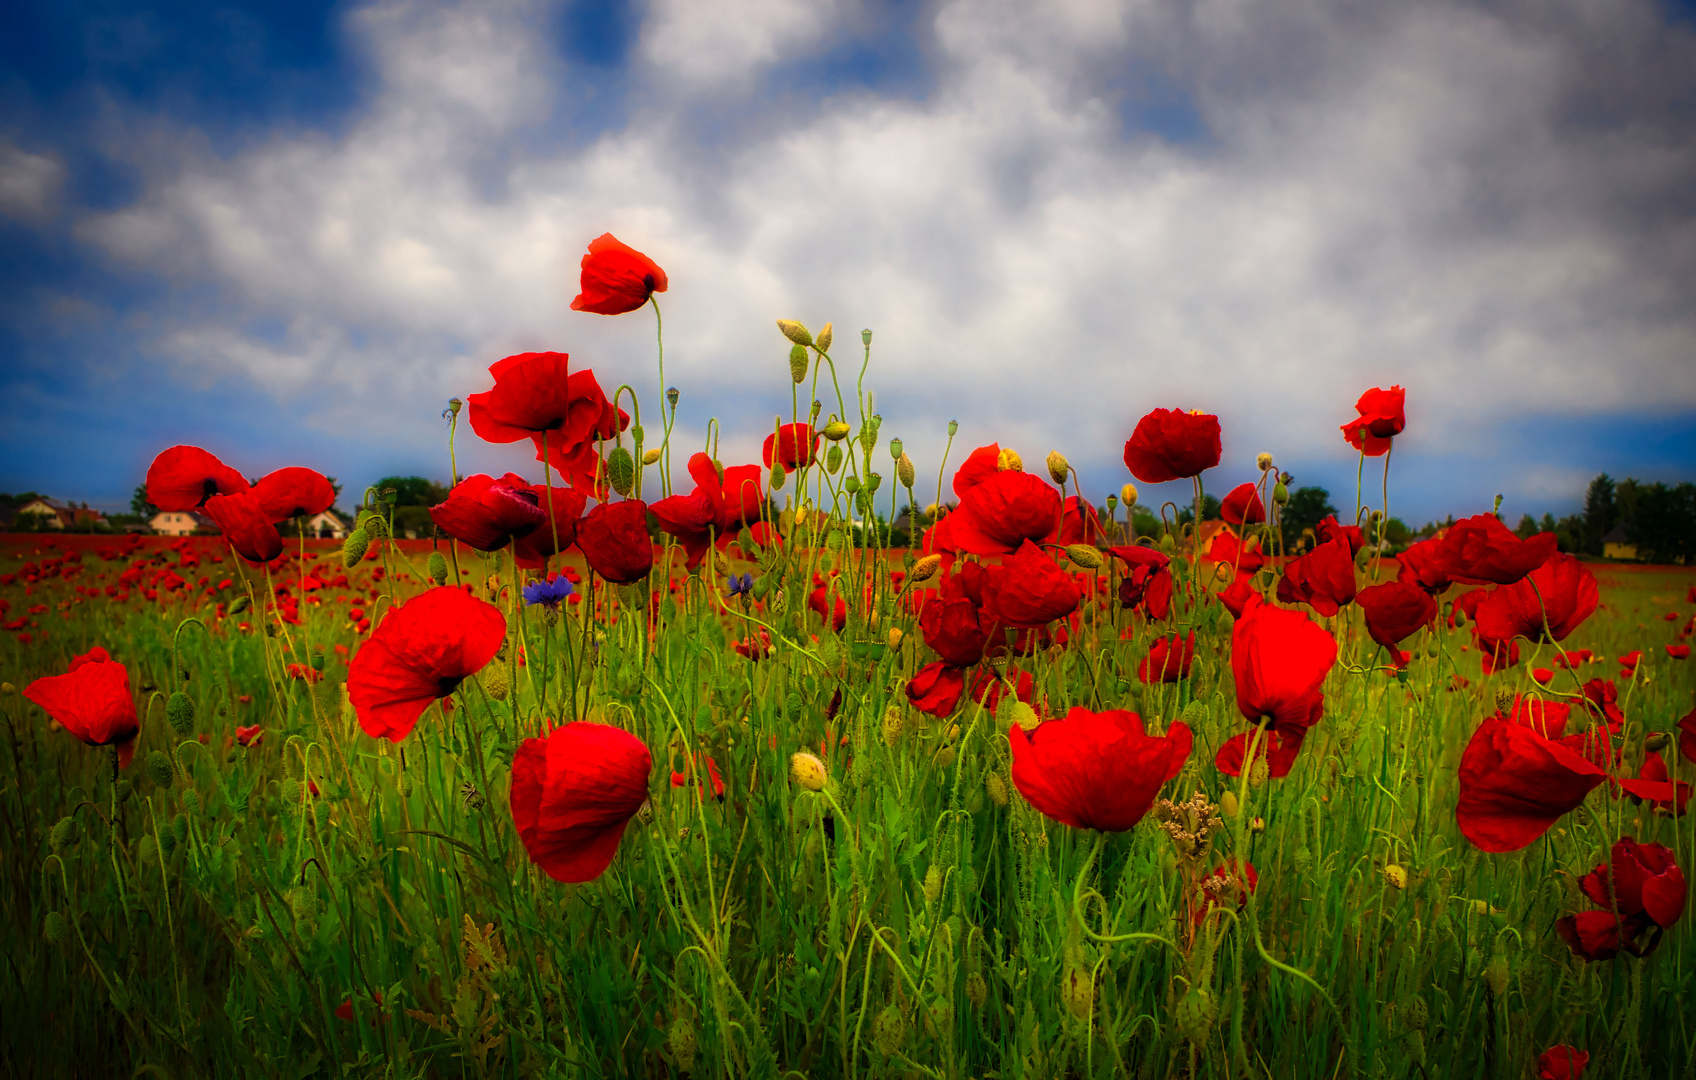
[1,531,1692,1080]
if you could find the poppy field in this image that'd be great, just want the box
[6,234,1696,1080]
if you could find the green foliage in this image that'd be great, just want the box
[1281,485,1338,548]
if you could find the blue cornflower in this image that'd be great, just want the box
[726,572,755,598]
[523,575,575,609]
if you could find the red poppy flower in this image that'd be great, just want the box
[941,469,1061,557]
[1618,650,1642,675]
[762,423,819,470]
[1439,514,1558,586]
[1138,631,1196,682]
[252,467,336,521]
[918,580,996,668]
[429,473,547,552]
[510,721,651,882]
[1474,553,1597,646]
[335,992,384,1023]
[670,752,724,800]
[1532,667,1553,684]
[1275,538,1357,616]
[513,482,589,570]
[1579,678,1624,731]
[906,662,967,716]
[1057,496,1104,547]
[1216,576,1257,619]
[569,233,668,315]
[576,500,654,584]
[1193,860,1258,928]
[1356,580,1437,653]
[1669,644,1691,659]
[1679,705,1696,765]
[467,352,626,488]
[969,667,1034,712]
[1455,716,1607,851]
[1110,545,1174,619]
[1219,483,1265,526]
[1340,385,1405,456]
[1315,515,1365,556]
[24,650,139,766]
[1122,408,1221,484]
[1537,1046,1588,1080]
[203,491,285,563]
[347,587,507,742]
[1394,536,1452,594]
[652,454,766,569]
[145,445,249,511]
[808,583,848,631]
[981,540,1081,627]
[1230,594,1336,730]
[1008,707,1191,831]
[235,724,263,747]
[1206,529,1264,579]
[1556,837,1686,960]
[1214,725,1307,779]
[1617,751,1691,815]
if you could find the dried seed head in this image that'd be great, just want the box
[1046,450,1070,485]
[776,319,813,348]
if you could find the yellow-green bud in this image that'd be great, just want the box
[776,319,813,348]
[1120,483,1138,506]
[642,448,662,466]
[996,447,1023,472]
[823,420,850,442]
[789,343,809,383]
[985,772,1009,807]
[1061,965,1094,1019]
[1174,986,1216,1044]
[881,706,904,747]
[790,752,827,791]
[341,530,369,568]
[1221,790,1240,818]
[1248,753,1270,788]
[146,751,174,788]
[897,453,915,488]
[933,745,956,769]
[815,322,833,353]
[1065,544,1103,569]
[428,551,448,586]
[825,445,844,473]
[607,446,636,496]
[227,595,250,615]
[482,664,510,702]
[1272,482,1288,505]
[1485,952,1509,996]
[965,972,987,1010]
[1256,452,1274,472]
[1046,450,1070,485]
[908,554,942,583]
[870,1004,906,1057]
[1384,864,1408,890]
[166,692,196,736]
[171,813,188,846]
[181,789,201,816]
[0,682,13,695]
[922,864,942,904]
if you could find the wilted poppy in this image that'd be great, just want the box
[981,540,1081,627]
[1537,1046,1589,1080]
[1340,385,1405,456]
[429,474,547,552]
[1394,536,1451,594]
[1275,538,1357,616]
[1009,707,1191,832]
[145,445,249,512]
[1556,837,1686,960]
[347,587,507,742]
[1138,632,1196,682]
[1122,408,1221,484]
[941,469,1061,557]
[1110,545,1174,619]
[569,233,668,316]
[1474,553,1597,645]
[514,482,589,569]
[510,721,652,882]
[1356,580,1437,655]
[577,500,654,584]
[24,649,139,766]
[203,491,285,563]
[1439,514,1558,586]
[252,467,336,522]
[1455,716,1607,852]
[1220,483,1265,526]
[762,423,819,470]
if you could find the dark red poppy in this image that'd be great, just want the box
[670,752,724,800]
[1009,707,1191,831]
[1275,537,1357,616]
[762,423,819,470]
[576,500,654,584]
[1230,597,1337,731]
[1537,1046,1588,1080]
[1216,576,1257,618]
[653,453,765,569]
[907,662,967,716]
[429,473,547,552]
[1578,678,1624,731]
[651,488,718,570]
[1219,483,1265,526]
[203,491,285,563]
[918,581,996,668]
[1474,553,1597,646]
[1356,580,1437,654]
[1617,751,1691,815]
[1110,545,1174,619]
[1340,385,1405,456]
[1058,496,1104,547]
[510,721,651,883]
[981,540,1081,627]
[940,469,1061,557]
[1455,716,1607,852]
[252,467,336,522]
[1670,644,1691,659]
[145,445,249,511]
[1439,514,1558,586]
[808,583,848,631]
[1556,837,1686,960]
[1315,515,1365,556]
[1122,408,1221,484]
[1214,725,1307,779]
[347,587,507,742]
[513,482,589,570]
[569,233,668,316]
[1206,530,1264,579]
[24,649,139,766]
[1679,705,1696,765]
[1394,536,1451,594]
[1138,632,1196,682]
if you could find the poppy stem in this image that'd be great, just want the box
[651,295,673,498]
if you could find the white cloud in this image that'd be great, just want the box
[72,0,1696,510]
[0,143,66,221]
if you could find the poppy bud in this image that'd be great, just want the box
[965,972,987,1010]
[642,448,662,465]
[427,551,448,586]
[146,751,174,788]
[776,320,813,348]
[282,778,302,806]
[1120,483,1138,507]
[182,789,203,817]
[882,706,904,746]
[227,595,250,615]
[769,460,787,490]
[790,751,827,791]
[170,813,188,846]
[908,554,943,584]
[897,453,915,488]
[789,343,809,383]
[341,530,369,569]
[49,816,75,852]
[1046,450,1070,485]
[823,420,851,442]
[816,322,833,353]
[870,1004,906,1057]
[1174,986,1216,1044]
[997,448,1023,472]
[985,771,1009,807]
[43,911,68,947]
[1062,965,1094,1019]
[1484,952,1509,997]
[1221,790,1240,818]
[0,683,12,695]
[667,1015,698,1072]
[887,626,903,649]
[1384,864,1408,890]
[166,691,196,736]
[1645,732,1668,752]
[824,445,844,474]
[1248,754,1270,788]
[922,864,942,903]
[1251,815,1265,834]
[482,665,510,702]
[934,745,957,769]
[1065,544,1104,570]
[607,446,636,496]
[1272,482,1288,505]
[666,387,679,409]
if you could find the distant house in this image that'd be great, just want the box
[15,498,105,530]
[1602,525,1637,561]
[1196,520,1237,551]
[150,510,215,536]
[304,510,351,539]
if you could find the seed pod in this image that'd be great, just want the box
[341,530,370,568]
[1272,481,1289,505]
[166,692,196,736]
[844,475,860,495]
[43,911,68,947]
[49,816,75,852]
[922,865,942,904]
[789,343,809,383]
[897,453,915,488]
[815,322,833,353]
[776,319,813,348]
[1046,450,1070,485]
[427,551,448,586]
[790,752,827,791]
[146,751,174,788]
[1065,544,1103,570]
[667,1015,698,1072]
[482,664,510,702]
[227,595,251,615]
[870,1004,906,1057]
[985,772,1009,807]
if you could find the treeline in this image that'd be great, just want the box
[1458,474,1691,565]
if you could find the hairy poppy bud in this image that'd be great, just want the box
[1221,790,1240,818]
[790,751,827,791]
[1484,952,1509,997]
[1384,863,1408,890]
[146,751,174,788]
[1062,965,1094,1019]
[789,343,809,383]
[1046,450,1070,485]
[816,322,833,353]
[1120,483,1138,507]
[482,664,510,702]
[1256,452,1274,472]
[824,445,844,475]
[282,777,302,807]
[166,691,196,736]
[1272,482,1288,505]
[1645,732,1668,753]
[1251,815,1266,834]
[1174,986,1216,1044]
[427,551,448,586]
[997,448,1023,472]
[227,595,250,615]
[181,788,202,817]
[642,448,662,465]
[881,706,904,746]
[776,319,813,348]
[605,446,636,496]
[965,972,987,1010]
[341,530,369,569]
[823,420,851,442]
[667,1015,698,1072]
[1248,753,1270,788]
[1065,544,1104,570]
[870,1004,906,1057]
[908,554,943,584]
[769,460,787,490]
[897,453,915,488]
[43,911,68,947]
[0,682,13,695]
[984,771,1009,807]
[922,864,942,904]
[887,626,903,648]
[49,816,75,852]
[934,745,957,769]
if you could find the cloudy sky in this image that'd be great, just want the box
[3,0,1694,526]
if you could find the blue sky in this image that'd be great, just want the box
[2,0,1693,525]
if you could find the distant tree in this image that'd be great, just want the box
[1539,513,1556,533]
[1281,487,1337,550]
[1131,508,1163,540]
[1382,517,1411,547]
[1514,514,1538,538]
[1553,514,1585,553]
[1621,481,1696,564]
[1174,495,1222,526]
[131,485,157,518]
[1582,474,1616,554]
[373,476,450,507]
